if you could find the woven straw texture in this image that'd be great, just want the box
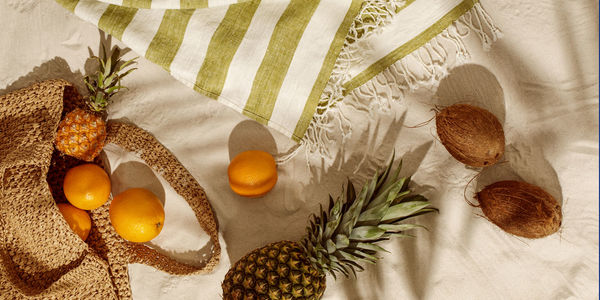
[0,80,221,299]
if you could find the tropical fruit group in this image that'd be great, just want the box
[228,150,278,197]
[222,155,437,299]
[56,203,92,241]
[63,163,111,210]
[109,188,165,243]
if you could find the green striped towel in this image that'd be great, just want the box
[54,0,495,143]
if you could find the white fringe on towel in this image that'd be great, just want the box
[287,2,501,164]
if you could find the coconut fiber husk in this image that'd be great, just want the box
[0,80,221,299]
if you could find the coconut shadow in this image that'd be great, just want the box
[435,64,506,124]
[228,119,278,161]
[476,141,564,206]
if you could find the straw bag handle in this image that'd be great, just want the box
[104,121,221,274]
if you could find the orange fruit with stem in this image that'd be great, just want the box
[63,163,111,210]
[57,203,92,241]
[228,150,277,197]
[109,188,165,243]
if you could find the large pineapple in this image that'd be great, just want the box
[55,46,136,161]
[222,155,438,299]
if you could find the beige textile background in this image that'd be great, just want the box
[1,0,598,299]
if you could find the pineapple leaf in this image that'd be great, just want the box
[340,259,364,272]
[332,265,348,278]
[364,172,378,206]
[349,226,386,241]
[323,197,343,239]
[325,239,336,254]
[400,175,411,192]
[118,67,137,80]
[84,80,96,94]
[353,242,390,254]
[347,263,358,278]
[105,85,126,95]
[320,205,327,229]
[367,177,406,210]
[347,249,379,262]
[328,195,335,210]
[346,179,356,203]
[358,183,402,224]
[391,190,411,204]
[335,234,349,249]
[118,57,138,71]
[334,262,351,278]
[103,57,112,79]
[329,269,337,280]
[85,46,137,113]
[339,183,368,236]
[375,159,403,199]
[381,201,432,222]
[109,46,120,73]
[97,69,105,84]
[338,251,374,265]
[101,43,108,64]
[395,194,427,205]
[395,208,439,221]
[375,151,394,192]
[378,223,426,232]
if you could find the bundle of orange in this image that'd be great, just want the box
[50,47,165,244]
[57,163,165,243]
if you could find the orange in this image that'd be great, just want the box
[56,203,92,241]
[228,150,277,197]
[63,164,111,210]
[109,188,165,243]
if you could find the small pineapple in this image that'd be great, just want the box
[55,46,136,161]
[222,155,438,300]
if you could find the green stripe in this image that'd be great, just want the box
[55,0,79,12]
[181,0,208,9]
[122,0,151,9]
[292,0,363,141]
[194,1,260,99]
[342,0,478,92]
[98,5,137,40]
[242,0,321,124]
[145,9,194,72]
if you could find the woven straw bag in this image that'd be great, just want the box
[0,80,221,299]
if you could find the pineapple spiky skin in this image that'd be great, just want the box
[222,241,326,300]
[222,154,437,299]
[54,108,107,162]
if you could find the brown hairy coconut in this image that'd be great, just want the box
[476,181,562,238]
[436,104,505,167]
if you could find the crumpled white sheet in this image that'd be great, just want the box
[0,0,597,299]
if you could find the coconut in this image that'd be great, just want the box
[436,104,505,167]
[476,180,562,238]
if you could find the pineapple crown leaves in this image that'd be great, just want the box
[84,44,138,113]
[300,152,438,279]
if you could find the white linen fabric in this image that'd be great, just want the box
[0,0,597,299]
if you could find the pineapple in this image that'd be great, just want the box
[222,155,438,300]
[55,46,136,161]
